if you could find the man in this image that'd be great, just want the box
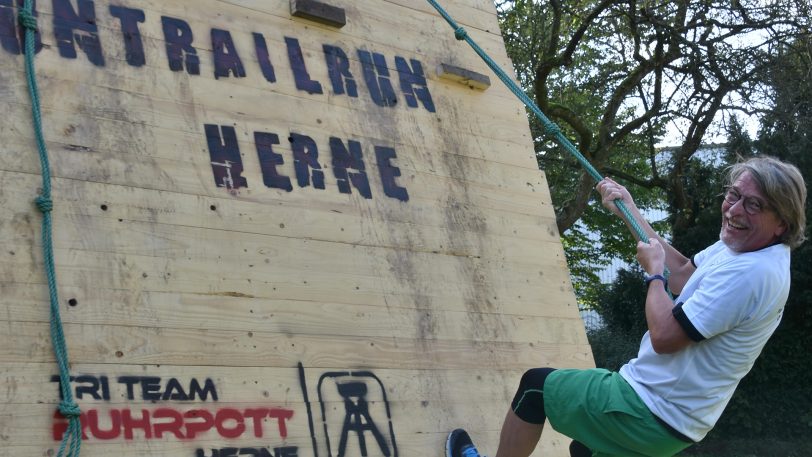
[446,156,807,457]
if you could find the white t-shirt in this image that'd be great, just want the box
[620,240,790,442]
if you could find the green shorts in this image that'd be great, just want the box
[544,368,692,457]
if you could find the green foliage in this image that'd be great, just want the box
[560,227,607,306]
[587,266,648,371]
[586,326,640,372]
[497,0,810,246]
[594,267,648,336]
[668,154,728,255]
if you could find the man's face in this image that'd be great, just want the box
[720,171,787,252]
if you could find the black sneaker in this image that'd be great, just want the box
[446,429,482,457]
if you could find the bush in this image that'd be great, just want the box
[586,266,648,371]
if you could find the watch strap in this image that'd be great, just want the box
[644,274,668,289]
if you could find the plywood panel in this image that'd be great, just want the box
[1,321,592,369]
[1,286,586,343]
[0,171,560,252]
[0,247,576,315]
[0,1,591,456]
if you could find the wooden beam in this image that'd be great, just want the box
[438,63,492,90]
[290,0,347,27]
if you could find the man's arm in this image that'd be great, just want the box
[638,240,694,354]
[596,178,696,293]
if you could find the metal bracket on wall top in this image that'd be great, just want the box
[290,0,347,28]
[437,63,491,90]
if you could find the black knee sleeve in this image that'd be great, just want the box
[510,367,556,424]
[569,440,592,457]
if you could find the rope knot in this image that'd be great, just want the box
[18,9,38,31]
[58,401,82,418]
[454,26,467,40]
[35,195,53,213]
[543,121,561,136]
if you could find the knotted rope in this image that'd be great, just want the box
[20,1,82,455]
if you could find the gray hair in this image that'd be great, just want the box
[726,156,807,249]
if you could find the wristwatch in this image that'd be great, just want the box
[644,274,668,289]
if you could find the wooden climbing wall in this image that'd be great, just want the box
[0,0,593,456]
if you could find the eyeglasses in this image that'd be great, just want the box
[723,187,768,215]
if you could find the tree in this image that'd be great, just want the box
[497,0,811,303]
[497,1,810,227]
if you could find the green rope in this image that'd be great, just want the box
[425,0,651,242]
[426,1,679,297]
[19,2,82,456]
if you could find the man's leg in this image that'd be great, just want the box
[446,409,544,457]
[493,368,558,457]
[493,414,594,457]
[446,368,557,457]
[494,409,543,457]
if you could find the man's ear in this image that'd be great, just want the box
[774,220,788,240]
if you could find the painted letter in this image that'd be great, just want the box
[74,375,103,400]
[53,409,90,440]
[253,32,276,83]
[161,16,200,74]
[268,408,294,439]
[256,132,293,192]
[162,378,190,401]
[275,447,298,457]
[185,409,215,439]
[285,37,322,94]
[243,408,269,438]
[141,376,162,401]
[153,408,185,439]
[205,124,248,191]
[323,45,357,97]
[375,146,409,202]
[118,376,140,400]
[395,56,435,112]
[215,409,246,439]
[188,378,219,401]
[358,50,397,107]
[121,409,152,440]
[87,409,122,440]
[109,5,146,67]
[330,137,371,198]
[290,133,325,189]
[52,0,104,66]
[212,28,245,79]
